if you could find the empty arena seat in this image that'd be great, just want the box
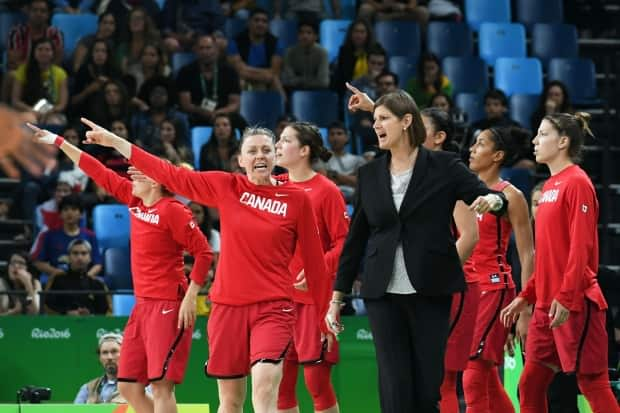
[531,24,578,68]
[478,23,526,66]
[442,57,488,95]
[374,20,420,58]
[191,127,213,169]
[93,204,130,252]
[427,22,473,59]
[51,13,98,56]
[465,0,510,31]
[239,91,284,130]
[291,90,339,127]
[494,57,543,97]
[104,247,132,290]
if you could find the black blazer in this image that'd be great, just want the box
[335,147,507,298]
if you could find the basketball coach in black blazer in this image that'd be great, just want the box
[326,88,508,413]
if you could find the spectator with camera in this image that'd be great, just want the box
[317,121,366,203]
[74,333,128,404]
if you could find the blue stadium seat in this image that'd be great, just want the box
[494,57,543,97]
[427,22,473,59]
[0,11,26,52]
[455,93,486,124]
[93,204,130,252]
[442,56,488,95]
[50,13,98,56]
[270,19,298,51]
[389,56,417,89]
[465,0,511,32]
[547,58,599,105]
[104,247,132,290]
[224,17,247,39]
[240,91,284,130]
[478,23,526,67]
[320,19,351,63]
[191,127,213,169]
[531,24,578,68]
[374,21,420,58]
[171,52,196,76]
[515,0,563,31]
[112,293,135,316]
[509,94,540,129]
[291,90,339,127]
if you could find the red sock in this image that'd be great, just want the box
[277,359,299,410]
[440,370,460,413]
[304,362,338,411]
[518,361,555,413]
[487,366,514,413]
[463,359,490,412]
[577,372,620,413]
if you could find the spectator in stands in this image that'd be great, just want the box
[53,0,94,13]
[429,91,466,134]
[405,52,452,109]
[92,79,132,127]
[427,0,461,21]
[161,0,226,53]
[74,333,127,403]
[11,37,68,126]
[332,19,378,94]
[126,43,171,101]
[34,179,73,231]
[70,39,121,122]
[281,19,330,92]
[152,118,194,165]
[97,0,161,26]
[220,0,257,18]
[467,89,519,138]
[0,252,41,315]
[177,34,241,127]
[358,0,429,27]
[114,6,161,75]
[72,12,118,74]
[349,44,387,98]
[0,198,10,220]
[319,121,365,202]
[31,193,102,279]
[274,0,340,21]
[6,0,63,69]
[131,76,189,149]
[464,89,536,170]
[199,113,240,171]
[45,239,111,315]
[227,8,286,94]
[531,81,573,134]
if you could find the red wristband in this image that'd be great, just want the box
[54,136,64,147]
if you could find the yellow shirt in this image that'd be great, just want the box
[14,63,67,104]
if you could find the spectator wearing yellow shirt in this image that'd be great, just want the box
[11,37,68,126]
[405,53,452,109]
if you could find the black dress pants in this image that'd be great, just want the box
[366,293,452,413]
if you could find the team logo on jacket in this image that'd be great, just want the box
[539,189,559,204]
[239,192,288,217]
[129,207,160,224]
[581,204,588,213]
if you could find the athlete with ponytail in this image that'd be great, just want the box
[462,126,535,413]
[274,122,349,413]
[501,113,620,413]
